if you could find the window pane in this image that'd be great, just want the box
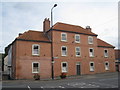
[34,63,38,67]
[90,63,93,66]
[75,35,80,42]
[62,47,67,56]
[33,45,39,55]
[90,49,93,52]
[76,47,80,51]
[34,46,38,49]
[63,63,67,67]
[62,33,67,41]
[33,63,39,73]
[62,63,67,72]
[88,36,93,44]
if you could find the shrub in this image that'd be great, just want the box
[33,74,40,80]
[60,73,67,79]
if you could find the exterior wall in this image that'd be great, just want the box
[4,55,8,74]
[51,30,116,77]
[13,40,52,79]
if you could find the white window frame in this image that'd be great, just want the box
[61,33,67,42]
[61,62,68,73]
[105,61,109,71]
[75,34,80,43]
[89,62,95,72]
[88,36,93,44]
[104,49,108,57]
[75,47,81,57]
[61,46,67,56]
[89,48,94,57]
[32,44,40,56]
[32,62,40,73]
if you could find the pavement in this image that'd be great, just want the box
[2,72,119,89]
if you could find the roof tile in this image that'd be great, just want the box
[17,30,50,42]
[52,22,97,36]
[97,39,114,48]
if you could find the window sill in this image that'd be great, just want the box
[89,56,94,58]
[90,71,94,72]
[76,56,81,57]
[104,56,109,58]
[75,41,80,43]
[61,40,67,42]
[61,55,67,57]
[88,43,93,44]
[32,54,40,56]
[32,72,39,73]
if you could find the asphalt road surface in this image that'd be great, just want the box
[2,72,119,89]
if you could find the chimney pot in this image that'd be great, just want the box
[19,33,22,36]
[86,26,91,32]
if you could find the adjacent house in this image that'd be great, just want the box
[115,49,120,72]
[6,18,116,79]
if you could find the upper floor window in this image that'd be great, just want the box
[89,48,94,57]
[75,34,80,43]
[61,46,67,56]
[88,36,93,44]
[61,33,67,42]
[75,47,81,57]
[104,49,108,57]
[32,44,40,56]
[32,62,40,73]
[105,61,109,70]
[90,62,95,72]
[61,62,68,73]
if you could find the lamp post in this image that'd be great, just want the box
[51,4,57,27]
[51,4,57,80]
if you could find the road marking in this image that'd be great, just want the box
[41,86,44,88]
[28,86,31,90]
[59,86,65,88]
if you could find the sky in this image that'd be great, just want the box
[0,0,119,53]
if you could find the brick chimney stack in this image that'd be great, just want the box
[43,18,50,33]
[86,26,91,32]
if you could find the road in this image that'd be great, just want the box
[2,72,119,89]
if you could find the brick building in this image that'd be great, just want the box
[6,18,116,79]
[115,49,120,72]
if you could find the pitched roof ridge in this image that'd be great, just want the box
[28,30,43,33]
[53,22,85,29]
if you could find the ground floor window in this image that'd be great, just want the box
[61,62,68,73]
[105,61,109,70]
[89,62,94,72]
[32,62,40,73]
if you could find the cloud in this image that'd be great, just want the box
[1,1,118,53]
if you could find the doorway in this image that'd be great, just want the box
[76,62,81,75]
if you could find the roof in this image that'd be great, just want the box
[16,30,50,42]
[52,22,98,36]
[97,39,115,48]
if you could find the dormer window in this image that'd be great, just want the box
[32,44,40,56]
[61,33,67,42]
[75,34,80,43]
[88,36,93,44]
